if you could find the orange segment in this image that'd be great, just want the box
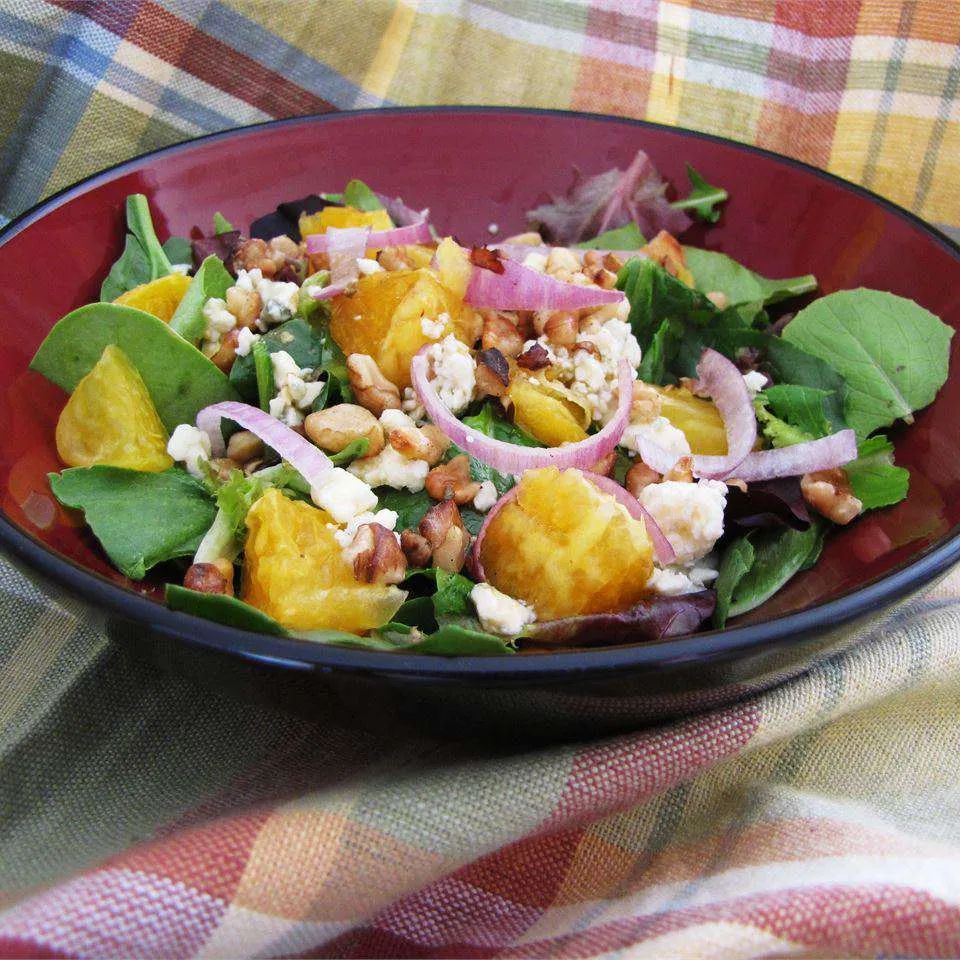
[113,273,192,323]
[55,344,172,471]
[299,205,393,239]
[330,268,478,388]
[656,385,728,456]
[479,467,653,619]
[242,489,405,633]
[507,377,589,446]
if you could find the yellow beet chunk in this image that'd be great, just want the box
[242,489,405,634]
[330,268,475,388]
[507,377,589,447]
[299,205,392,238]
[435,237,472,298]
[657,385,728,455]
[479,467,653,619]
[55,344,173,471]
[113,273,192,323]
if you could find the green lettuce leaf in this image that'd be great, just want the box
[168,254,234,345]
[343,179,384,212]
[845,435,910,510]
[576,222,645,249]
[683,247,817,307]
[100,194,174,301]
[49,467,215,580]
[782,289,953,438]
[762,385,832,440]
[212,211,234,234]
[713,534,755,628]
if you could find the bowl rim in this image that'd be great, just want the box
[2,104,960,679]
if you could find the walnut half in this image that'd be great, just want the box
[346,354,401,416]
[801,468,863,525]
[419,499,471,572]
[345,523,407,584]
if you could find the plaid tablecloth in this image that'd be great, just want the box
[2,3,960,958]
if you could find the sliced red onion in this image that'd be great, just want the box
[308,282,349,301]
[376,193,429,227]
[732,430,858,482]
[587,473,676,565]
[196,401,333,486]
[305,220,431,254]
[472,467,674,580]
[412,352,632,473]
[465,255,625,310]
[688,349,757,480]
[318,226,370,289]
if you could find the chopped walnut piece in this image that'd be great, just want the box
[726,478,748,493]
[425,455,482,505]
[542,311,578,347]
[624,462,661,498]
[210,328,240,373]
[419,499,471,572]
[481,311,524,358]
[801,468,863,525]
[346,354,401,416]
[400,529,432,568]
[305,404,385,456]
[378,246,412,271]
[388,422,449,465]
[345,523,407,585]
[226,430,264,465]
[184,561,234,597]
[642,230,687,278]
[631,382,663,424]
[517,342,551,370]
[581,251,618,288]
[475,348,510,398]
[574,340,599,357]
[232,238,277,278]
[665,456,694,483]
[587,451,617,477]
[225,286,262,329]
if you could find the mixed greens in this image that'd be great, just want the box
[30,151,953,655]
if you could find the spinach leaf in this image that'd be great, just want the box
[229,318,324,403]
[320,192,344,205]
[213,212,234,235]
[638,317,678,383]
[329,437,370,465]
[727,521,825,619]
[761,385,832,440]
[168,255,233,345]
[782,289,953,438]
[375,488,433,530]
[670,164,728,222]
[452,403,539,496]
[683,247,817,307]
[252,339,273,411]
[49,467,215,580]
[392,595,437,631]
[431,569,475,623]
[166,585,288,635]
[405,624,513,656]
[343,179,384,212]
[162,237,192,265]
[100,194,173,301]
[576,222,645,249]
[713,535,755,628]
[30,303,238,432]
[845,435,910,510]
[316,335,352,406]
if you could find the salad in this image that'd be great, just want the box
[31,154,953,655]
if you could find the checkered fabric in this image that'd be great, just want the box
[2,2,960,957]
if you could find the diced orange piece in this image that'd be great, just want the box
[55,344,172,471]
[113,273,192,322]
[478,467,653,619]
[242,489,405,633]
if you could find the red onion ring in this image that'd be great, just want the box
[196,401,333,487]
[412,352,633,473]
[305,219,432,254]
[465,255,626,310]
[472,468,674,581]
[732,430,858,482]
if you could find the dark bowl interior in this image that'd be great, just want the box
[1,107,959,730]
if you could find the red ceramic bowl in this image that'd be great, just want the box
[2,108,958,737]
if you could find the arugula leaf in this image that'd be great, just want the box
[670,164,728,222]
[727,521,825,619]
[162,236,192,265]
[576,222,645,249]
[229,318,324,403]
[683,247,817,307]
[49,467,215,580]
[762,385,832,440]
[782,289,953,438]
[101,194,173,300]
[30,303,238,432]
[168,255,233,345]
[329,437,370,465]
[166,585,288,635]
[845,435,910,510]
[343,179,384,212]
[213,211,234,235]
[252,339,274,412]
[713,535,755,628]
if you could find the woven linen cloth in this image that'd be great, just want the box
[2,2,960,957]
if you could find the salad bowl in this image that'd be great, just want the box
[2,107,959,738]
